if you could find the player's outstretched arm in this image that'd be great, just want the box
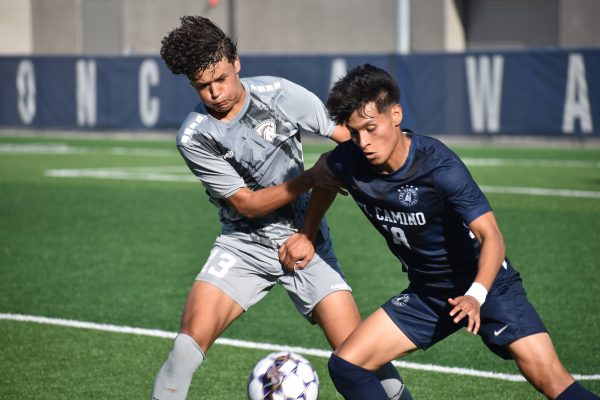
[330,125,351,144]
[449,211,506,335]
[226,151,346,219]
[225,157,342,219]
[278,185,337,271]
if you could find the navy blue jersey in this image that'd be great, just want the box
[327,132,519,296]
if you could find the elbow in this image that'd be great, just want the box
[233,204,268,219]
[239,209,267,219]
[227,189,269,219]
[497,231,507,260]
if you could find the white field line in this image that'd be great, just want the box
[1,313,599,382]
[480,185,600,199]
[461,158,600,169]
[44,167,600,199]
[46,168,197,183]
[0,143,91,154]
[0,143,176,157]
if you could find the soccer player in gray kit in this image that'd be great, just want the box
[149,16,411,400]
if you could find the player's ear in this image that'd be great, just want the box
[234,57,241,74]
[392,104,403,127]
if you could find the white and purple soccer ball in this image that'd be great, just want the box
[247,351,319,400]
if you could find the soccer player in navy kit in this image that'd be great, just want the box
[278,64,599,399]
[149,18,410,400]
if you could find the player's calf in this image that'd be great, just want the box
[150,333,205,400]
[328,353,389,400]
[376,362,413,400]
[556,382,600,400]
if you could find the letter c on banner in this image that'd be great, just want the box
[139,59,160,127]
[16,60,36,125]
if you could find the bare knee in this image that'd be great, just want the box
[177,281,244,353]
[179,314,210,352]
[510,334,574,399]
[524,364,573,399]
[312,290,361,349]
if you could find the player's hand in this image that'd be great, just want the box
[448,295,481,335]
[278,233,315,272]
[309,152,348,196]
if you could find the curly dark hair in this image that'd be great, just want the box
[160,16,237,81]
[326,64,401,125]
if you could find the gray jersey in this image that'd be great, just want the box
[176,76,335,246]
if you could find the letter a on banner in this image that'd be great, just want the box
[562,53,593,134]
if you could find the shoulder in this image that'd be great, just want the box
[413,133,456,160]
[330,140,362,160]
[175,105,215,150]
[415,135,480,198]
[243,76,314,101]
[411,133,466,173]
[327,140,364,177]
[243,76,286,95]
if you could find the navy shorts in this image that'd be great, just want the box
[381,277,547,359]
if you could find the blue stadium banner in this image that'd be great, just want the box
[0,50,598,136]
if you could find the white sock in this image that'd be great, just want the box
[150,333,205,400]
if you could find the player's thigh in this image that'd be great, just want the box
[335,308,418,371]
[478,278,547,359]
[508,333,572,384]
[180,280,245,352]
[197,235,280,310]
[312,290,361,349]
[183,236,280,351]
[509,332,562,367]
[279,249,351,321]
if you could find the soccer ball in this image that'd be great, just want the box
[247,351,319,400]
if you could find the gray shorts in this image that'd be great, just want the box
[196,233,352,322]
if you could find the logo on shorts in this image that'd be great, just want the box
[391,294,410,307]
[255,119,277,142]
[330,283,351,291]
[494,324,509,336]
[398,185,419,207]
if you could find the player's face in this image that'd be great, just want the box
[347,101,406,173]
[191,57,245,120]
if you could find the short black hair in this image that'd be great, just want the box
[326,64,401,125]
[160,16,237,81]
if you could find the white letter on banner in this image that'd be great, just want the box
[16,60,36,125]
[76,60,97,126]
[329,58,348,90]
[139,59,160,127]
[562,53,592,134]
[465,55,504,133]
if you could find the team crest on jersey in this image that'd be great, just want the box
[398,185,419,207]
[391,294,410,307]
[254,119,277,143]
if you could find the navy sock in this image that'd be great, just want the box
[328,353,388,400]
[375,362,413,400]
[556,381,600,400]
